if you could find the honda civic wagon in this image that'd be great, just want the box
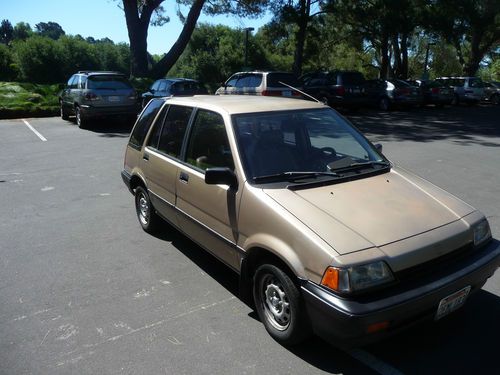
[121,95,499,346]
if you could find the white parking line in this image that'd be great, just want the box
[22,119,47,141]
[347,349,405,375]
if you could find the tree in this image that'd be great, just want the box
[121,0,267,78]
[35,21,65,40]
[425,0,500,76]
[13,22,33,41]
[0,19,14,45]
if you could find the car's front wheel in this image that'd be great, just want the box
[253,264,310,345]
[135,186,161,233]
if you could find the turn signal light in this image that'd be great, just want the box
[366,321,390,334]
[321,267,339,291]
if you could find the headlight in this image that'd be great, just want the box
[321,261,395,294]
[473,219,491,247]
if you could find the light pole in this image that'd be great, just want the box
[244,27,254,69]
[423,42,436,80]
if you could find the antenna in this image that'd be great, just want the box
[278,81,322,104]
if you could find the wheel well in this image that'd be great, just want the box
[129,175,145,192]
[239,247,299,306]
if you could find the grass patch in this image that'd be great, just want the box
[0,82,60,119]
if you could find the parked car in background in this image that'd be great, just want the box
[483,81,500,105]
[300,71,373,109]
[141,78,208,108]
[406,79,454,107]
[366,79,422,110]
[122,95,499,347]
[436,77,484,105]
[59,71,140,128]
[215,71,302,98]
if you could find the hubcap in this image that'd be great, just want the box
[138,193,149,225]
[260,275,291,331]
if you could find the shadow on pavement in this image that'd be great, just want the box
[347,105,500,147]
[83,117,135,137]
[364,289,500,374]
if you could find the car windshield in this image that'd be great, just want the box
[87,75,132,90]
[232,108,387,183]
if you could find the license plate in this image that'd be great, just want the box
[435,286,471,320]
[282,90,292,97]
[108,96,121,102]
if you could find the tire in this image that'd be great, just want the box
[253,264,311,346]
[379,97,390,111]
[135,186,161,233]
[75,106,88,129]
[491,94,500,105]
[60,101,69,120]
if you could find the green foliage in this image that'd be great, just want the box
[1,19,14,44]
[13,22,33,40]
[12,36,65,83]
[35,21,65,40]
[0,43,17,80]
[0,82,59,118]
[169,24,270,91]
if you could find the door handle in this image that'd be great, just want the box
[179,171,189,183]
[143,153,149,161]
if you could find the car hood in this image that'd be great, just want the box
[264,166,475,255]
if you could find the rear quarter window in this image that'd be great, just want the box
[129,99,164,149]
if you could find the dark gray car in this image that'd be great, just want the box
[59,71,140,128]
[141,78,208,108]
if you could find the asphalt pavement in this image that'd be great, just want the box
[1,104,499,375]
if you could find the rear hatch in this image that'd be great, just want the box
[264,73,301,98]
[84,75,137,107]
[337,72,366,100]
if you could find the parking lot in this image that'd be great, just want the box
[1,104,499,375]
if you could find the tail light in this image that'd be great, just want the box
[431,88,440,94]
[84,92,100,101]
[128,92,138,100]
[292,91,301,97]
[262,90,282,96]
[335,86,345,96]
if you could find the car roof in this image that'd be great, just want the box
[77,71,125,76]
[159,78,199,83]
[161,95,325,115]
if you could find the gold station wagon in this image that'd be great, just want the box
[122,95,500,346]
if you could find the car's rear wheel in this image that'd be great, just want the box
[135,186,160,233]
[75,106,88,129]
[379,97,390,111]
[253,264,310,345]
[60,101,69,120]
[491,94,500,105]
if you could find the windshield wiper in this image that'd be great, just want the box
[253,171,342,184]
[331,160,390,172]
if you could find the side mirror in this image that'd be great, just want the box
[375,143,383,153]
[205,167,238,189]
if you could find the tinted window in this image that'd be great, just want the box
[340,72,365,85]
[469,79,483,88]
[158,105,193,158]
[226,75,239,87]
[158,80,168,91]
[87,75,132,89]
[146,105,170,149]
[68,76,78,89]
[171,81,205,95]
[129,99,164,148]
[236,75,252,88]
[186,110,234,171]
[151,80,161,91]
[67,75,77,87]
[79,76,87,89]
[267,73,299,88]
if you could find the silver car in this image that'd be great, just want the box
[436,77,485,105]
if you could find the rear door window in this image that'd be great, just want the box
[129,99,164,149]
[157,105,193,159]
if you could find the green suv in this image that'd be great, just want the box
[59,71,140,128]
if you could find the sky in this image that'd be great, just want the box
[1,0,271,55]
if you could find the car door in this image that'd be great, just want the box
[142,104,194,226]
[61,75,78,111]
[175,108,239,270]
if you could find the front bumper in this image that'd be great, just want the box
[302,239,500,347]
